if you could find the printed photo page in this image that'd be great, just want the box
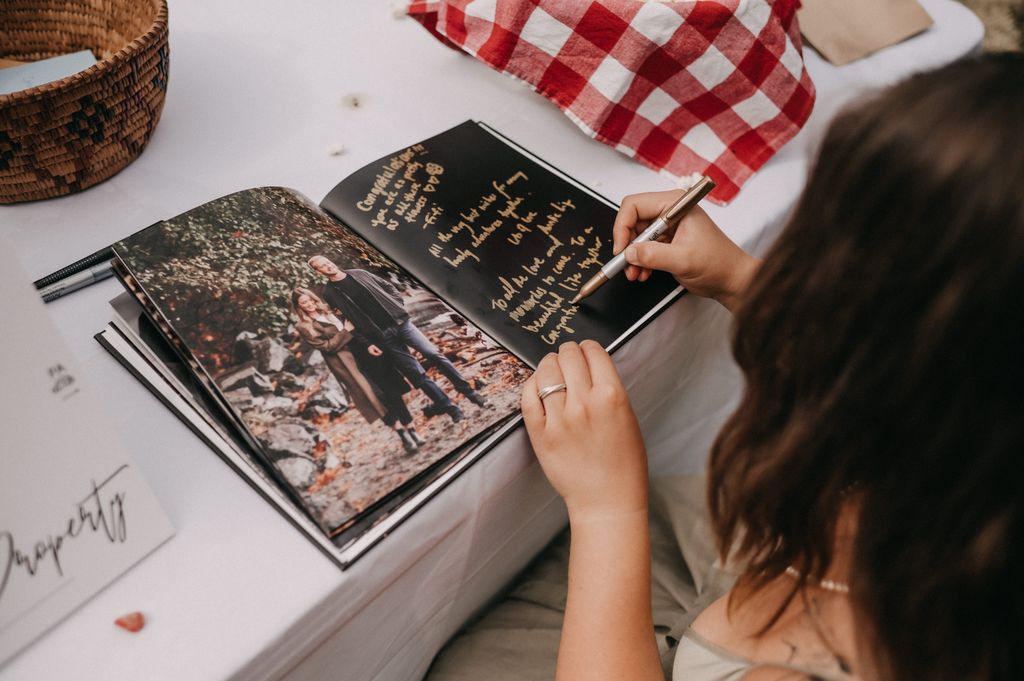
[112,188,531,538]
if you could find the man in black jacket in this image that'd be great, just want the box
[309,255,489,423]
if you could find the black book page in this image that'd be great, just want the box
[321,121,679,367]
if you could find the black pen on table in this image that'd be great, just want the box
[570,176,716,305]
[34,244,115,303]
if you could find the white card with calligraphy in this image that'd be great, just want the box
[0,243,174,667]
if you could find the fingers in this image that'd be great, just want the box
[624,240,686,277]
[532,352,566,416]
[613,190,683,254]
[521,374,545,431]
[614,189,679,242]
[558,342,592,396]
[578,340,621,389]
[616,190,686,281]
[612,197,643,256]
[634,232,670,282]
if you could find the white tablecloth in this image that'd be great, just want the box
[0,2,981,679]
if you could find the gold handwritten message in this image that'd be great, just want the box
[355,144,445,231]
[356,146,604,347]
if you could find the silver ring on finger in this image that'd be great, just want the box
[537,383,567,401]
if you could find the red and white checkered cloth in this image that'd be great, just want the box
[406,0,815,203]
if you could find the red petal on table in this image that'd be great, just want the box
[115,612,145,632]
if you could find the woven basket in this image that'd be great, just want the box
[0,0,169,204]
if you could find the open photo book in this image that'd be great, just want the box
[96,121,682,567]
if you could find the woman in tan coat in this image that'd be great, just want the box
[291,287,426,454]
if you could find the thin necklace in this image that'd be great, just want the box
[784,566,850,594]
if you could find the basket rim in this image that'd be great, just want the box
[0,0,169,107]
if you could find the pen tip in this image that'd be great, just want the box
[569,294,581,305]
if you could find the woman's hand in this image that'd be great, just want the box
[612,190,760,313]
[521,341,648,524]
[342,319,355,332]
[367,344,384,357]
[522,342,663,681]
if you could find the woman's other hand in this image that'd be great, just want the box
[612,190,760,313]
[521,341,647,523]
[367,344,384,357]
[342,319,355,332]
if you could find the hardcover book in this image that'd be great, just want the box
[97,121,681,567]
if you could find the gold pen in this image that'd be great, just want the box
[570,176,716,305]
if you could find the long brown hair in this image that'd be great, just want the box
[707,53,1024,681]
[290,286,332,328]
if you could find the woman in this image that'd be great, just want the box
[291,287,426,454]
[429,54,1023,681]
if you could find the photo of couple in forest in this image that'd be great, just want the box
[294,254,491,455]
[116,187,529,532]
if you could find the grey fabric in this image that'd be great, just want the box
[425,475,737,681]
[673,628,854,681]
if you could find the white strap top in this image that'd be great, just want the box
[673,628,852,681]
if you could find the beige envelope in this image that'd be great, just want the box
[798,0,934,65]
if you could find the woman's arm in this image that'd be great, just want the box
[298,323,354,353]
[612,191,761,314]
[521,342,663,681]
[560,511,659,681]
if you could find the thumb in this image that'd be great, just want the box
[624,241,683,275]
